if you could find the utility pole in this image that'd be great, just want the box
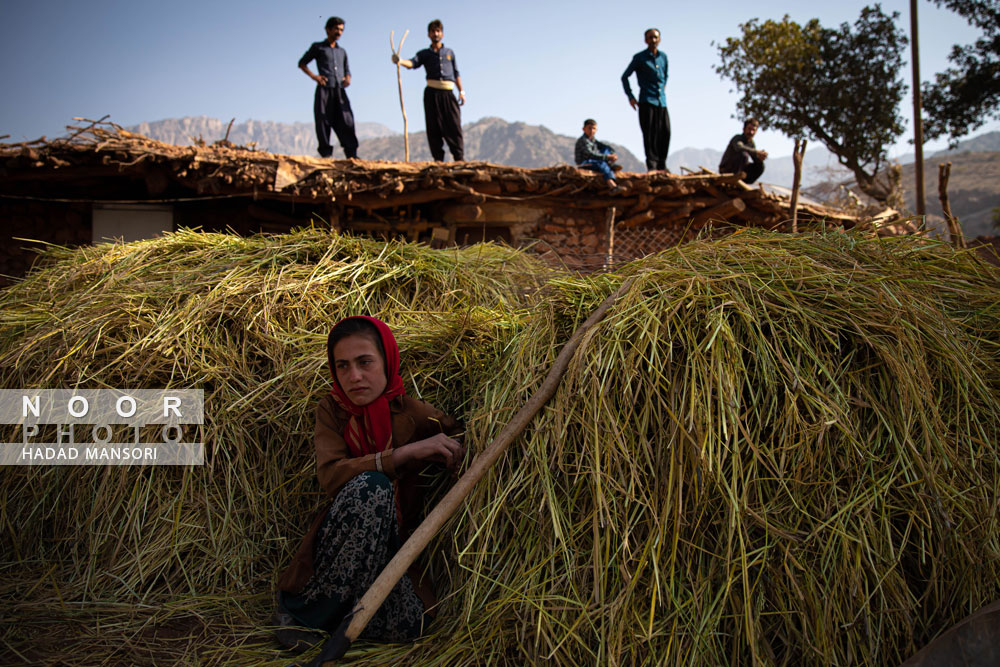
[910,0,926,217]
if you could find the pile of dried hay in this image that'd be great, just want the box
[1,227,998,666]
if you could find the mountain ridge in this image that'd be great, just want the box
[130,116,396,157]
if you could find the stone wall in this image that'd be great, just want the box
[532,209,610,269]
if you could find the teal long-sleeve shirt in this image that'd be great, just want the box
[621,48,668,106]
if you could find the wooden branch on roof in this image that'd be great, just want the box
[691,198,747,228]
[617,210,656,229]
[344,188,462,210]
[546,197,631,209]
[652,205,696,227]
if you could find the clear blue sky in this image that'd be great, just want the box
[1,0,994,161]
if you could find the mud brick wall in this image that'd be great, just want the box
[0,200,91,287]
[438,200,697,271]
[529,208,699,270]
[533,209,610,269]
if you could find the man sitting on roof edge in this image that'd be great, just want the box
[719,118,768,184]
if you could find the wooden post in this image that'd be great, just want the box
[390,30,410,162]
[938,161,965,248]
[790,139,807,233]
[910,0,926,217]
[604,206,616,268]
[305,280,635,666]
[327,201,340,232]
[430,226,450,248]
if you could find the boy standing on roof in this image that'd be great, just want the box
[621,28,670,172]
[392,19,465,162]
[299,16,360,160]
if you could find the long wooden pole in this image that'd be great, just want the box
[390,30,410,162]
[910,0,926,217]
[790,138,807,233]
[305,279,635,665]
[604,206,616,268]
[938,161,965,248]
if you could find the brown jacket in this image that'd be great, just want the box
[277,393,461,594]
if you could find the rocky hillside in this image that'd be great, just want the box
[901,152,1000,238]
[804,149,1000,239]
[930,131,1000,156]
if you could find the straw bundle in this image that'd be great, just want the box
[411,232,1000,666]
[2,228,999,666]
[0,228,543,664]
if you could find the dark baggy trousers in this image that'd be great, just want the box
[638,102,670,171]
[720,152,766,184]
[314,85,359,159]
[423,87,464,161]
[742,159,765,184]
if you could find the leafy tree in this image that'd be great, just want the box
[715,6,908,203]
[922,0,1000,143]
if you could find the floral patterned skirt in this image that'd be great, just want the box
[279,472,426,641]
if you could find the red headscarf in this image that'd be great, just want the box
[328,316,406,458]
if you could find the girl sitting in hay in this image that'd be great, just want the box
[273,316,465,651]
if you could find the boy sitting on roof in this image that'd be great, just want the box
[575,119,625,194]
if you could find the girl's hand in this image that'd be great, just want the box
[393,433,465,471]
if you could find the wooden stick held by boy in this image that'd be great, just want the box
[389,30,410,162]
